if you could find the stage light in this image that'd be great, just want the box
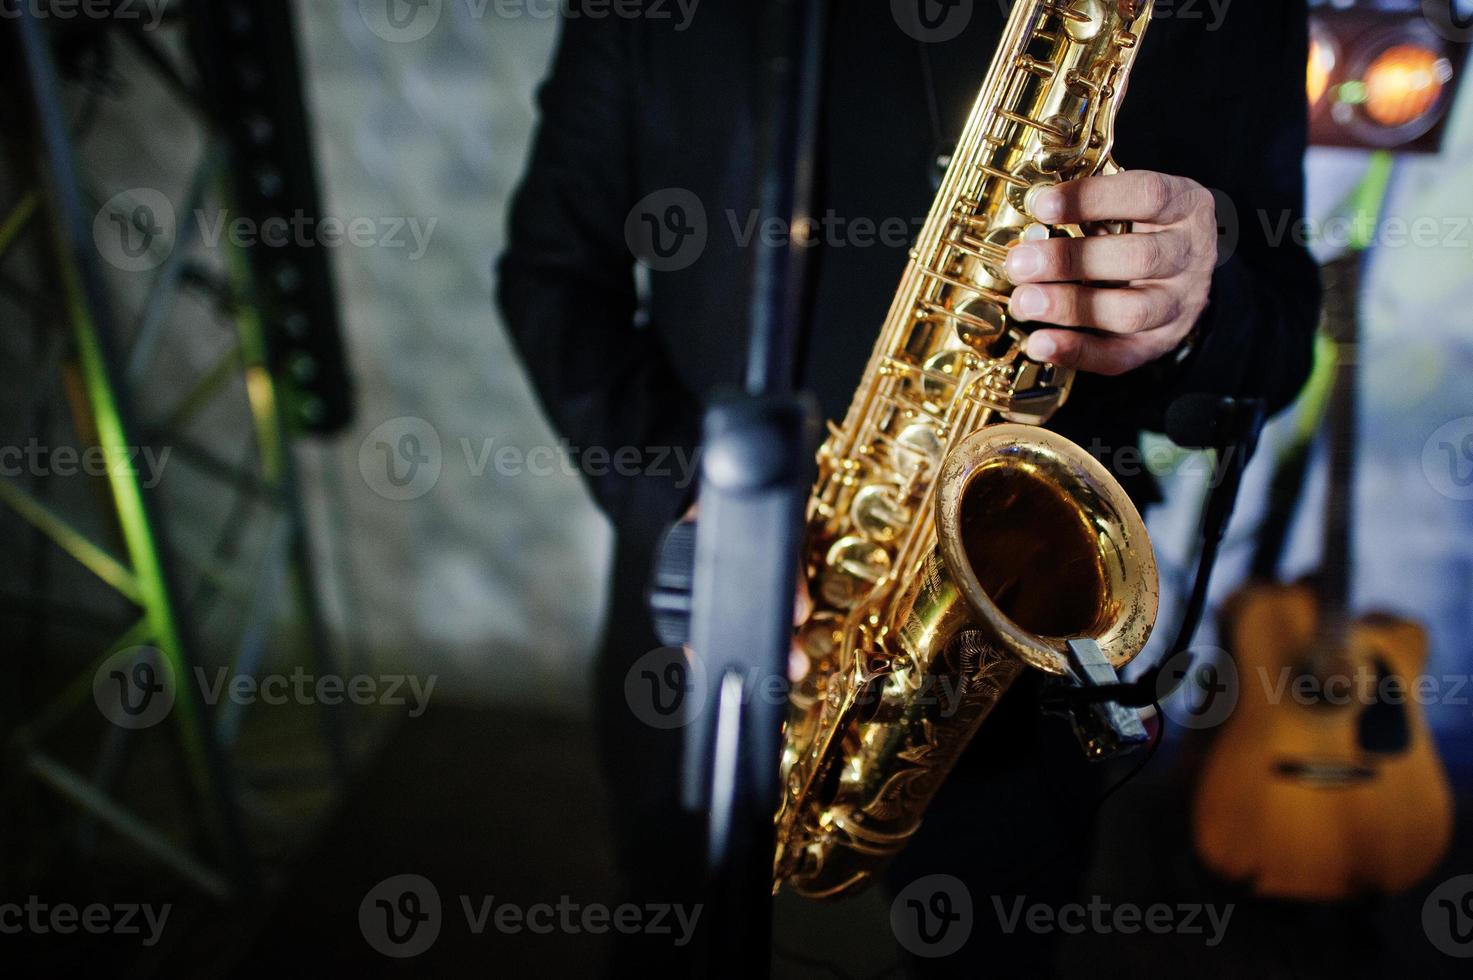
[1340,32,1457,146]
[1308,27,1337,109]
[1307,3,1469,153]
[1362,43,1453,128]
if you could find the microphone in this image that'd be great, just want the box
[1167,392,1266,452]
[1168,394,1266,543]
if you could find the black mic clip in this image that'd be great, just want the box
[1041,638,1152,761]
[1167,393,1267,544]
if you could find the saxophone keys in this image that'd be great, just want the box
[851,484,912,542]
[1034,114,1085,172]
[1015,54,1057,79]
[819,536,892,610]
[952,298,1008,351]
[952,202,990,234]
[919,350,968,402]
[796,611,843,662]
[892,422,943,470]
[1021,222,1052,243]
[978,221,1050,286]
[1057,0,1105,42]
[1086,218,1130,237]
[979,226,1022,281]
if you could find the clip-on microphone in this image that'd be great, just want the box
[1168,393,1267,549]
[1044,394,1267,720]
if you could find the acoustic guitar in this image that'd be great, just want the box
[1191,251,1453,900]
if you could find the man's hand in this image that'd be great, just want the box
[1004,170,1219,376]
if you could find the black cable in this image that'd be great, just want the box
[1046,394,1268,711]
[1041,512,1224,711]
[1119,437,1238,707]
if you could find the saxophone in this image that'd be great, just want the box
[774,0,1161,897]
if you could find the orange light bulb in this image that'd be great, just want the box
[1363,44,1451,128]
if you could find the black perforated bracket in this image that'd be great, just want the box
[187,0,354,434]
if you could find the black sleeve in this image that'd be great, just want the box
[497,11,702,552]
[1139,0,1323,424]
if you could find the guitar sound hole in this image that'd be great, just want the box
[1358,658,1412,755]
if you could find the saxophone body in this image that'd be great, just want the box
[775,0,1161,897]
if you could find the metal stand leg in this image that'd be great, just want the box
[10,6,258,898]
[0,5,365,909]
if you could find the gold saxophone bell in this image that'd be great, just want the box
[927,424,1157,679]
[775,426,1157,898]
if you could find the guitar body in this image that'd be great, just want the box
[1193,582,1454,900]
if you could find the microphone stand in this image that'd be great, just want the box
[663,2,827,976]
